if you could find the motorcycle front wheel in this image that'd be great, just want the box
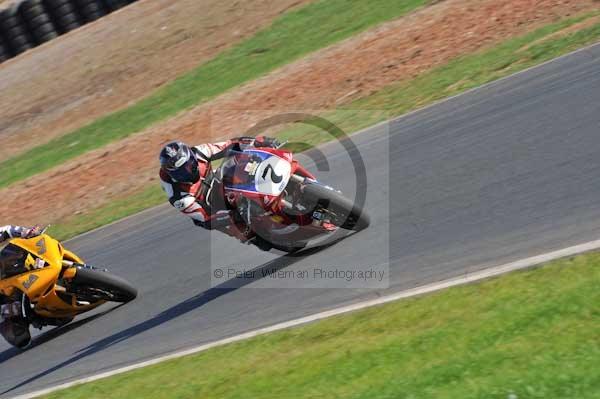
[68,268,137,303]
[301,182,370,231]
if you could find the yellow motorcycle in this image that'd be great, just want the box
[0,229,137,348]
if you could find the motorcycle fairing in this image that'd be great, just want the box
[222,149,292,199]
[0,235,99,318]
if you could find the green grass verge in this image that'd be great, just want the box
[0,0,430,189]
[49,11,600,241]
[42,251,600,399]
[49,186,165,240]
[280,11,600,151]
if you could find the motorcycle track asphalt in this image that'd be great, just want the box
[2,42,600,397]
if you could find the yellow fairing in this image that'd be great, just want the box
[0,234,103,319]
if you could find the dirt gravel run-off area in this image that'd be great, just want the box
[0,0,312,160]
[1,0,598,225]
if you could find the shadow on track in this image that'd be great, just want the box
[0,307,119,365]
[2,234,351,395]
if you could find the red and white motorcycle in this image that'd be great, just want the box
[206,144,370,252]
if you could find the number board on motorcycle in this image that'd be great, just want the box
[254,155,291,195]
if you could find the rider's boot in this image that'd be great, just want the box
[0,301,32,349]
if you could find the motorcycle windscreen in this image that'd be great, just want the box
[0,244,29,279]
[221,150,291,196]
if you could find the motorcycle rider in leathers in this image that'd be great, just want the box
[0,225,42,348]
[159,136,280,251]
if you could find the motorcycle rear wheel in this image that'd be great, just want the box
[69,268,137,303]
[301,182,370,231]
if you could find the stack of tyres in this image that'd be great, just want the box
[0,6,34,55]
[43,0,83,34]
[73,0,107,23]
[0,0,138,63]
[0,33,11,62]
[19,0,59,44]
[103,0,132,11]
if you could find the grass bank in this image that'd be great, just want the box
[280,11,600,151]
[49,11,600,241]
[0,0,430,189]
[42,250,600,398]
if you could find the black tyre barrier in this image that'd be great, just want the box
[55,11,81,32]
[0,7,34,55]
[7,32,34,53]
[51,2,79,16]
[28,12,52,26]
[1,15,22,37]
[18,0,59,44]
[43,0,82,33]
[0,0,138,63]
[0,35,11,62]
[34,20,59,42]
[2,20,27,42]
[51,2,76,14]
[32,24,59,43]
[45,0,73,7]
[21,4,45,20]
[74,0,107,23]
[103,0,130,11]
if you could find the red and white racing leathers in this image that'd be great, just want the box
[160,140,232,225]
[159,137,275,237]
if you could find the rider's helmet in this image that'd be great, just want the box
[159,141,200,183]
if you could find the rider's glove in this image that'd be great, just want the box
[22,225,42,239]
[254,136,280,148]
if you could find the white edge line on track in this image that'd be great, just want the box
[14,237,600,399]
[67,40,600,244]
[24,38,600,399]
[27,38,600,398]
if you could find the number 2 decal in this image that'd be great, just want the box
[261,164,283,184]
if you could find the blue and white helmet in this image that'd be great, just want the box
[159,141,200,183]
